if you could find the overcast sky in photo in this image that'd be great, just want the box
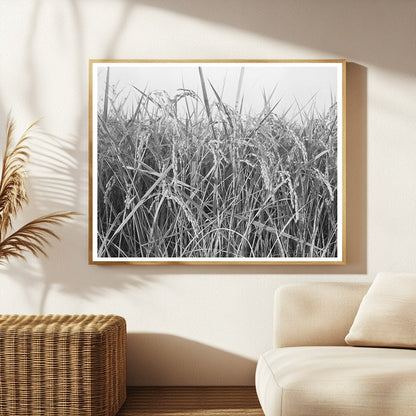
[96,63,339,118]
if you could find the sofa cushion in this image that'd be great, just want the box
[345,272,416,348]
[256,346,416,416]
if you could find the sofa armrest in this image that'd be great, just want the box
[274,282,370,348]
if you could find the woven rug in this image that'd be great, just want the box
[117,386,263,416]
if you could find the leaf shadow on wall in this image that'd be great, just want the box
[134,0,413,76]
[126,333,257,386]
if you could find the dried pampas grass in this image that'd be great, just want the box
[0,116,77,264]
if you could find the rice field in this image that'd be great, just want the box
[95,67,338,259]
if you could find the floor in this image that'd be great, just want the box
[117,386,264,416]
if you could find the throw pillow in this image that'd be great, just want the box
[345,272,416,348]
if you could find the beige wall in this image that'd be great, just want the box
[0,0,415,385]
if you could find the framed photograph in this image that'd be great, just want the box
[89,60,346,264]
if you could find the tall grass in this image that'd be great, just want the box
[96,68,338,259]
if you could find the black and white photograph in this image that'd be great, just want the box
[89,60,345,264]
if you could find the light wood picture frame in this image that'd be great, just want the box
[89,60,346,265]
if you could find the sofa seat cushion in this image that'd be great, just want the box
[256,346,416,416]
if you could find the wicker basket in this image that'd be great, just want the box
[0,314,126,416]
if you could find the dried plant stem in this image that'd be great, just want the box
[0,212,78,264]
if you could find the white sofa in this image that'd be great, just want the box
[255,282,416,416]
